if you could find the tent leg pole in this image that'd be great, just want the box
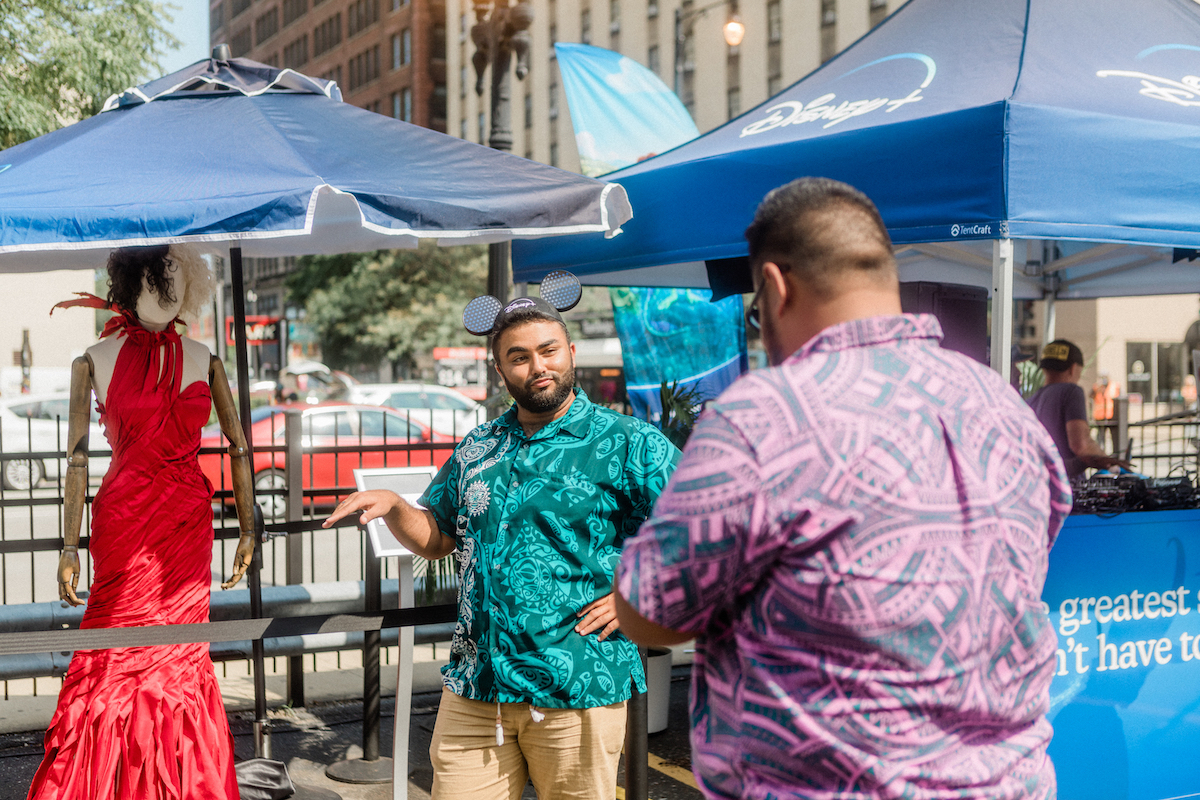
[230,245,270,759]
[991,239,1014,378]
[1043,294,1057,346]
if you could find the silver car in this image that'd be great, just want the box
[348,383,486,438]
[0,393,111,490]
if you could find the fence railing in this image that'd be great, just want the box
[0,406,459,698]
[1093,398,1200,479]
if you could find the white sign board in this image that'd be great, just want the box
[353,466,439,558]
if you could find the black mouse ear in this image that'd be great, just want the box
[463,295,503,336]
[539,270,582,312]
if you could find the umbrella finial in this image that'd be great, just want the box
[212,44,231,62]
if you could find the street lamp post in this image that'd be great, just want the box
[471,0,533,413]
[673,0,745,103]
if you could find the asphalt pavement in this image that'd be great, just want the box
[0,665,704,800]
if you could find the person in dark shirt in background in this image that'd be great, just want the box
[1028,339,1129,479]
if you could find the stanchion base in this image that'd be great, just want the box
[325,756,394,785]
[291,783,343,799]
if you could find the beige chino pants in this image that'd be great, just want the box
[429,687,627,800]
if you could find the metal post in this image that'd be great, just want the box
[1042,293,1057,347]
[325,528,392,784]
[473,1,531,416]
[624,651,650,800]
[1115,396,1130,459]
[285,408,305,707]
[230,245,271,759]
[991,239,1014,379]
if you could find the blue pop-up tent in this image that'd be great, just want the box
[513,0,1200,375]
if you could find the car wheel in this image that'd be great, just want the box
[2,459,43,492]
[254,469,288,519]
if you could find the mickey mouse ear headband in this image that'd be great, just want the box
[463,270,583,336]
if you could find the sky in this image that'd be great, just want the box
[158,0,211,76]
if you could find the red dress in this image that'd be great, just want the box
[27,314,238,799]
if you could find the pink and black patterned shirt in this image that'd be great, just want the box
[618,314,1072,800]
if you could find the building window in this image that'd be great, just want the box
[549,22,557,53]
[820,0,836,62]
[392,28,410,69]
[282,0,307,27]
[255,7,280,45]
[460,13,468,42]
[460,119,468,139]
[460,65,468,98]
[549,141,559,167]
[869,0,887,27]
[647,1,657,19]
[283,34,309,67]
[647,44,659,76]
[390,0,407,10]
[432,23,447,59]
[393,87,412,121]
[727,50,740,119]
[767,0,782,96]
[580,8,591,45]
[431,84,447,121]
[609,0,620,34]
[524,93,532,128]
[231,26,252,57]
[478,112,486,144]
[347,0,379,38]
[549,79,558,120]
[320,65,342,85]
[313,13,342,56]
[231,0,251,19]
[348,45,380,91]
[211,2,225,31]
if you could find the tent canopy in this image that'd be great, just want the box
[0,56,631,271]
[512,0,1200,299]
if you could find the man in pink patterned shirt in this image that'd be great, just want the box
[615,178,1072,800]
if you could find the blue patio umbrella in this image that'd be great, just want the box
[0,50,631,776]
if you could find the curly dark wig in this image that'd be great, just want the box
[105,245,176,314]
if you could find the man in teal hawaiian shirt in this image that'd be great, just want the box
[325,297,679,800]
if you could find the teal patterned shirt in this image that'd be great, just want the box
[419,389,680,708]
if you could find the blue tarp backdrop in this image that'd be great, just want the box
[1046,510,1200,800]
[514,0,1200,286]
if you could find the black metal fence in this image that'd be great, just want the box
[0,406,458,698]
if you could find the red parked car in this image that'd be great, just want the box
[199,403,457,517]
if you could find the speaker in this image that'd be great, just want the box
[899,282,988,364]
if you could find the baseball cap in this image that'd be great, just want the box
[1040,339,1084,371]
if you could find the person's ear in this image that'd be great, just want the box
[761,261,792,315]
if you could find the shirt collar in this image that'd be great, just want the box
[787,314,944,364]
[496,387,593,441]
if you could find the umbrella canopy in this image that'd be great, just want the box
[0,56,631,270]
[512,0,1200,299]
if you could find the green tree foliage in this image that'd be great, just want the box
[291,244,488,373]
[1,0,178,148]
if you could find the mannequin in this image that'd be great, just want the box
[29,244,254,800]
[56,246,255,602]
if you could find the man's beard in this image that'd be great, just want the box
[504,362,577,413]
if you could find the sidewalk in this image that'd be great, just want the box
[0,642,702,800]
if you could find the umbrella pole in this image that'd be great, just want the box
[230,245,271,758]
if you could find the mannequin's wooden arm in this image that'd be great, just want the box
[210,356,257,588]
[58,355,93,605]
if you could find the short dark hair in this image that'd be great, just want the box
[106,245,175,314]
[1040,339,1084,373]
[489,308,571,363]
[744,177,896,296]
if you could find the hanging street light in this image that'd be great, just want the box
[674,0,744,101]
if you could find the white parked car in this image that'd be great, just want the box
[0,393,111,490]
[348,383,486,437]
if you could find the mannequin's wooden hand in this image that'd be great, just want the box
[221,533,256,590]
[58,548,83,606]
